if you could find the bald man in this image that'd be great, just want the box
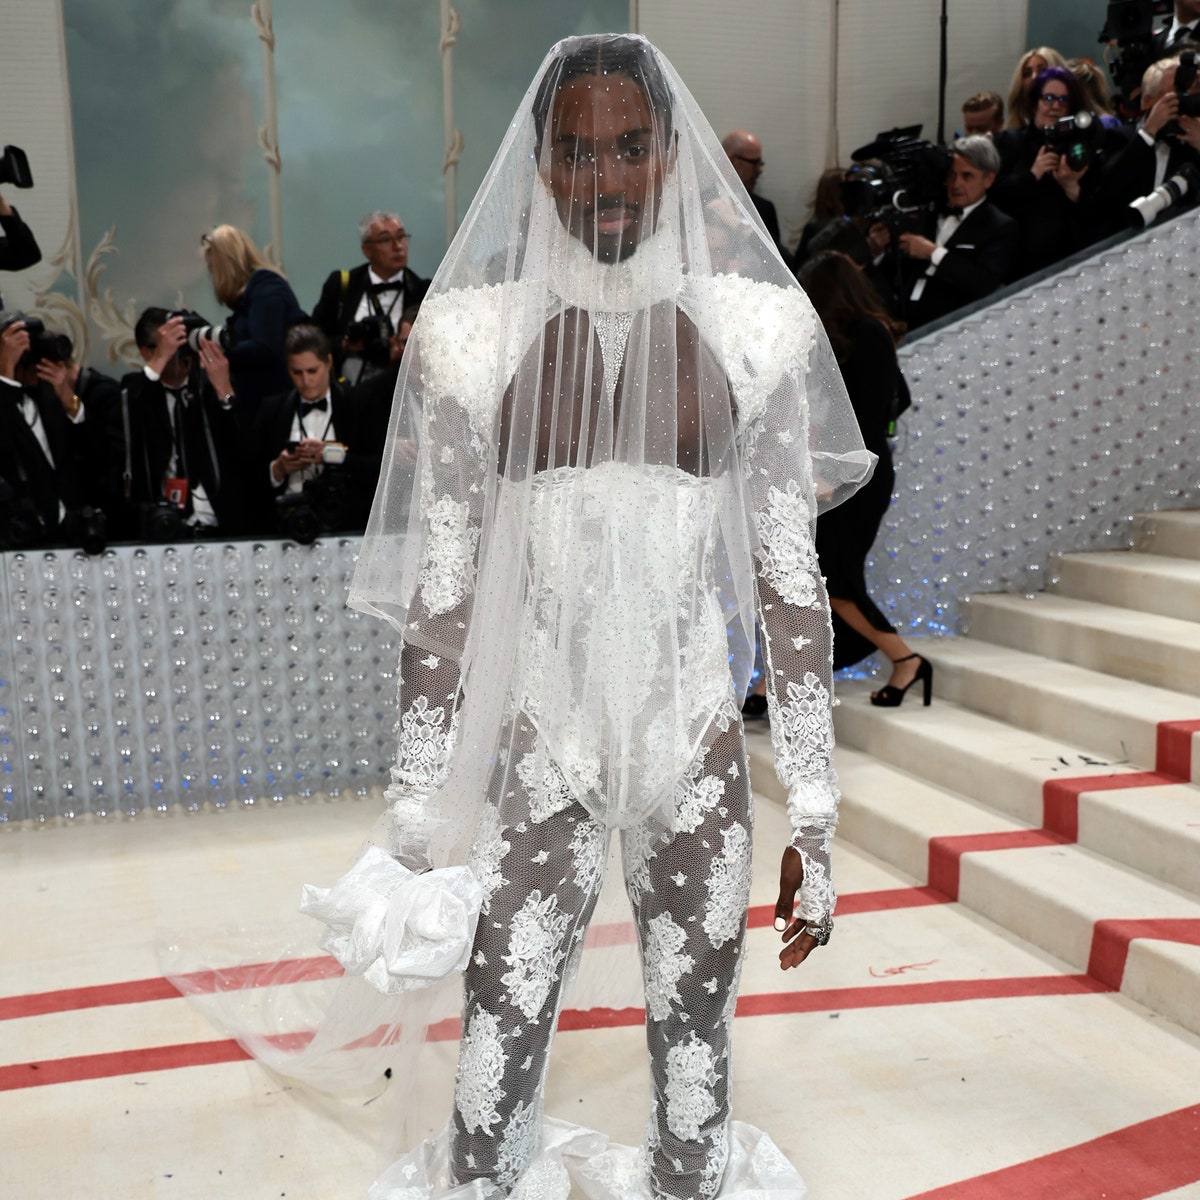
[722,129,789,264]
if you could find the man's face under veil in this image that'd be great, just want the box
[541,71,670,263]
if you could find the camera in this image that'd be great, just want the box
[1175,51,1200,117]
[1042,111,1106,171]
[165,309,236,354]
[841,127,953,221]
[0,146,33,189]
[344,314,394,366]
[0,311,69,368]
[1100,0,1175,110]
[137,499,193,543]
[274,466,356,545]
[61,505,107,556]
[1129,159,1200,225]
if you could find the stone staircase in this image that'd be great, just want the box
[749,509,1200,1037]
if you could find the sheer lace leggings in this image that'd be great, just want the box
[450,711,752,1198]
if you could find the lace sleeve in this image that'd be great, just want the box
[741,396,840,926]
[383,388,488,871]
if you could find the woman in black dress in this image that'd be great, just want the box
[799,251,931,707]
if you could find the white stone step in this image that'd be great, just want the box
[831,682,1200,900]
[913,637,1200,773]
[966,591,1200,697]
[1133,509,1200,561]
[1052,550,1200,624]
[748,738,1200,1040]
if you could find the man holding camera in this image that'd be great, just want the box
[116,308,247,539]
[0,312,98,548]
[873,136,1018,329]
[1094,54,1200,230]
[310,210,430,385]
[0,147,41,309]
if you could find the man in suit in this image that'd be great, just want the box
[116,307,247,539]
[721,130,791,266]
[0,313,95,548]
[1152,0,1200,58]
[878,136,1018,330]
[251,323,389,536]
[310,211,431,385]
[0,192,41,309]
[1094,55,1200,232]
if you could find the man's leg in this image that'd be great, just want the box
[622,710,753,1199]
[450,716,609,1190]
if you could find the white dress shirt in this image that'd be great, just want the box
[910,198,984,301]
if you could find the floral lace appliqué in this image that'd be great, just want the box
[771,671,835,794]
[674,766,725,836]
[644,913,695,1021]
[495,1099,540,1187]
[454,1008,508,1136]
[754,480,820,608]
[393,695,458,794]
[703,823,752,949]
[500,890,572,1019]
[468,804,511,916]
[569,816,607,894]
[418,494,479,616]
[515,751,576,825]
[664,1033,720,1142]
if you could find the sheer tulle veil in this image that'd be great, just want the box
[166,31,873,1195]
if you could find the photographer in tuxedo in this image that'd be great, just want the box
[874,136,1018,330]
[116,307,248,540]
[251,323,388,538]
[0,313,100,549]
[1152,1,1200,58]
[310,210,430,384]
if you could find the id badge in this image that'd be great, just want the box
[165,477,189,509]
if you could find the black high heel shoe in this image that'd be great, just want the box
[869,653,933,708]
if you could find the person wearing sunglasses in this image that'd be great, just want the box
[992,65,1115,281]
[310,210,431,385]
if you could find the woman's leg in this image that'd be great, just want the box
[622,709,753,1199]
[450,715,609,1191]
[828,596,922,694]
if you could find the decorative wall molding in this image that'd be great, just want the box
[440,0,463,244]
[252,0,285,269]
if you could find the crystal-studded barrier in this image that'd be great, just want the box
[0,540,398,824]
[2,215,1199,825]
[873,210,1200,636]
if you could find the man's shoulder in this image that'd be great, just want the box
[965,201,1018,234]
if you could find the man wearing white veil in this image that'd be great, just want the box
[284,33,874,1200]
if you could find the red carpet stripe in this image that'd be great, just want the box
[1088,918,1200,989]
[903,1102,1200,1200]
[927,830,1069,901]
[1158,718,1200,780]
[1041,771,1174,841]
[0,972,1111,1092]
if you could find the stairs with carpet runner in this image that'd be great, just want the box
[749,509,1200,1039]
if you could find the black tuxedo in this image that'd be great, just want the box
[1093,123,1200,233]
[749,192,792,266]
[0,207,41,308]
[1151,21,1200,60]
[311,263,431,359]
[0,378,89,544]
[249,378,390,533]
[886,201,1018,328]
[116,369,247,537]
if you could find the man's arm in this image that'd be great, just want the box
[928,210,1020,301]
[0,199,41,273]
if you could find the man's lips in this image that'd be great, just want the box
[590,206,637,236]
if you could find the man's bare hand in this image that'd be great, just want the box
[898,232,937,261]
[1145,91,1181,138]
[35,358,78,413]
[196,335,233,399]
[0,320,29,379]
[774,846,820,970]
[148,315,188,377]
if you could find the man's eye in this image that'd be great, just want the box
[625,143,650,159]
[563,148,593,166]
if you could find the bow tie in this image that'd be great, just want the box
[371,281,403,294]
[943,206,964,219]
[302,398,329,412]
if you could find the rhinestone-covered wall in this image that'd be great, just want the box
[0,540,398,824]
[874,212,1200,635]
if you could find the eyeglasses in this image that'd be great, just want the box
[1038,93,1071,107]
[731,154,764,167]
[364,232,410,246]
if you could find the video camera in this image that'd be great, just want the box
[0,146,33,189]
[165,309,236,354]
[1175,50,1200,116]
[1130,158,1200,224]
[840,127,952,224]
[1100,0,1175,111]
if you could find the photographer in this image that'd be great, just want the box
[1153,1,1200,57]
[993,66,1114,280]
[252,323,387,539]
[116,307,248,540]
[0,312,101,550]
[310,211,430,385]
[1093,55,1200,231]
[873,136,1018,329]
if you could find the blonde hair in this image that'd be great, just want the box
[202,224,283,307]
[1006,46,1068,129]
[1143,56,1182,105]
[1070,57,1115,116]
